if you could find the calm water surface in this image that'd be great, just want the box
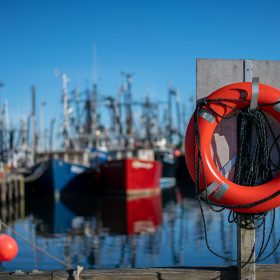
[1,187,280,271]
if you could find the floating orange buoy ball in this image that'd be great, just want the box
[174,149,181,157]
[0,234,18,261]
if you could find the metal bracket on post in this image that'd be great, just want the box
[250,77,259,112]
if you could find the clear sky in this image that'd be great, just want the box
[1,0,280,132]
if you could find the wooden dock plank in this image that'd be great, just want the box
[0,265,278,279]
[256,265,280,280]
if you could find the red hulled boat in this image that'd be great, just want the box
[100,158,162,196]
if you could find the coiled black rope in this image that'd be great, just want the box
[191,97,280,263]
[234,107,272,186]
[229,107,272,230]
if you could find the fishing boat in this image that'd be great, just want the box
[155,147,180,189]
[100,149,162,196]
[92,74,163,195]
[23,74,100,197]
[24,156,94,198]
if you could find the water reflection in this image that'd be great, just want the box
[1,187,279,271]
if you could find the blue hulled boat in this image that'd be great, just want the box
[25,157,96,198]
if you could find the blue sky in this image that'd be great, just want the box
[1,0,280,131]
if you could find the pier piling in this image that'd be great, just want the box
[0,174,24,204]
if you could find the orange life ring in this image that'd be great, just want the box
[185,82,280,214]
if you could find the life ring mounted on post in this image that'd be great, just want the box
[185,82,280,214]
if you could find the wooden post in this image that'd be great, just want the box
[18,175,25,219]
[7,176,13,202]
[237,216,255,280]
[14,176,19,200]
[19,175,25,199]
[1,178,6,204]
[237,61,256,280]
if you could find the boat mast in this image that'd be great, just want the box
[17,117,29,161]
[91,83,98,147]
[145,96,152,147]
[39,99,46,151]
[116,87,123,146]
[122,72,134,148]
[49,118,55,152]
[168,87,174,145]
[73,88,81,134]
[61,73,70,150]
[27,114,31,154]
[31,85,37,164]
[168,87,183,148]
[0,84,11,165]
[105,97,115,135]
[174,90,182,147]
[0,82,4,164]
[4,100,11,163]
[152,102,160,145]
[91,44,98,148]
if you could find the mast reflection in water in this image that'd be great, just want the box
[1,187,280,271]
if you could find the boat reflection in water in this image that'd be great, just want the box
[23,192,163,268]
[2,186,280,271]
[25,197,76,236]
[100,194,162,235]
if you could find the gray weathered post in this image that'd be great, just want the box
[196,58,280,280]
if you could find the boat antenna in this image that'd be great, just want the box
[91,44,99,148]
[55,70,71,150]
[39,99,46,151]
[31,85,37,164]
[49,118,55,153]
[167,82,173,145]
[121,72,134,148]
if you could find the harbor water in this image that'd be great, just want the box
[1,186,279,271]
